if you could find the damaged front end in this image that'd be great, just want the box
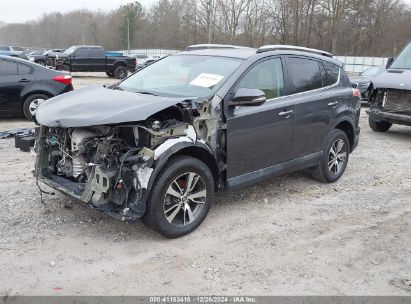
[367,43,411,127]
[35,95,224,220]
[367,87,411,127]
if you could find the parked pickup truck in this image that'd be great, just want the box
[46,45,136,79]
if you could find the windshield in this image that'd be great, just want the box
[119,54,243,98]
[63,46,77,55]
[391,43,411,69]
[361,66,384,76]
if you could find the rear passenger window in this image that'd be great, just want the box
[323,61,340,86]
[235,58,285,99]
[18,63,32,75]
[287,57,322,94]
[0,59,18,75]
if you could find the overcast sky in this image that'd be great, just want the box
[0,0,157,23]
[1,0,410,23]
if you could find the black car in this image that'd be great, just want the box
[46,45,136,79]
[35,44,361,238]
[0,55,73,120]
[349,65,385,102]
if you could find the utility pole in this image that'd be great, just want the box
[127,17,130,54]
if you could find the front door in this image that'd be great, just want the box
[70,48,89,72]
[225,57,295,182]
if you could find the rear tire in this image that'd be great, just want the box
[114,66,128,79]
[311,129,350,183]
[369,116,392,132]
[143,155,214,238]
[23,94,50,121]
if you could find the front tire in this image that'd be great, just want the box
[311,129,350,183]
[369,116,392,132]
[143,155,214,238]
[23,94,49,121]
[114,66,128,79]
[57,64,70,72]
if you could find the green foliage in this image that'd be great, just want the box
[118,1,143,49]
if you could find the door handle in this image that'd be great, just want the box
[328,101,339,107]
[278,110,294,117]
[19,79,30,83]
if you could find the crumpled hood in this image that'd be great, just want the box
[36,86,190,127]
[372,69,411,91]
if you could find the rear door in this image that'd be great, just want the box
[0,59,33,115]
[226,57,295,180]
[284,56,342,159]
[87,47,106,72]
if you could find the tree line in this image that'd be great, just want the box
[0,0,410,56]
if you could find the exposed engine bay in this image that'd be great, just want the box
[35,99,223,219]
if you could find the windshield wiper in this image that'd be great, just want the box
[135,90,158,96]
[111,84,124,91]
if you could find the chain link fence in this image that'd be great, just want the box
[334,56,389,74]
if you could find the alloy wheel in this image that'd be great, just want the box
[163,172,207,227]
[328,139,347,174]
[29,98,46,116]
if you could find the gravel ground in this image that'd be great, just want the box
[0,73,410,296]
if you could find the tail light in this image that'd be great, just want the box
[52,74,72,85]
[352,88,361,97]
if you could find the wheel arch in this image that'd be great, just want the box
[113,60,127,67]
[21,90,54,110]
[333,118,355,152]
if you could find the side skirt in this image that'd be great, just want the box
[227,152,322,189]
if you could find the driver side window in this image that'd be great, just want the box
[236,58,285,100]
[74,48,88,57]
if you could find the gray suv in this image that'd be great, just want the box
[35,44,361,238]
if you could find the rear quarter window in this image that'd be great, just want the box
[18,63,33,75]
[287,57,322,94]
[322,61,340,86]
[339,69,351,87]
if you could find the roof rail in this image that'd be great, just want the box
[257,45,333,57]
[185,44,251,51]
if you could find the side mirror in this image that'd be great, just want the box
[229,88,266,107]
[386,57,394,69]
